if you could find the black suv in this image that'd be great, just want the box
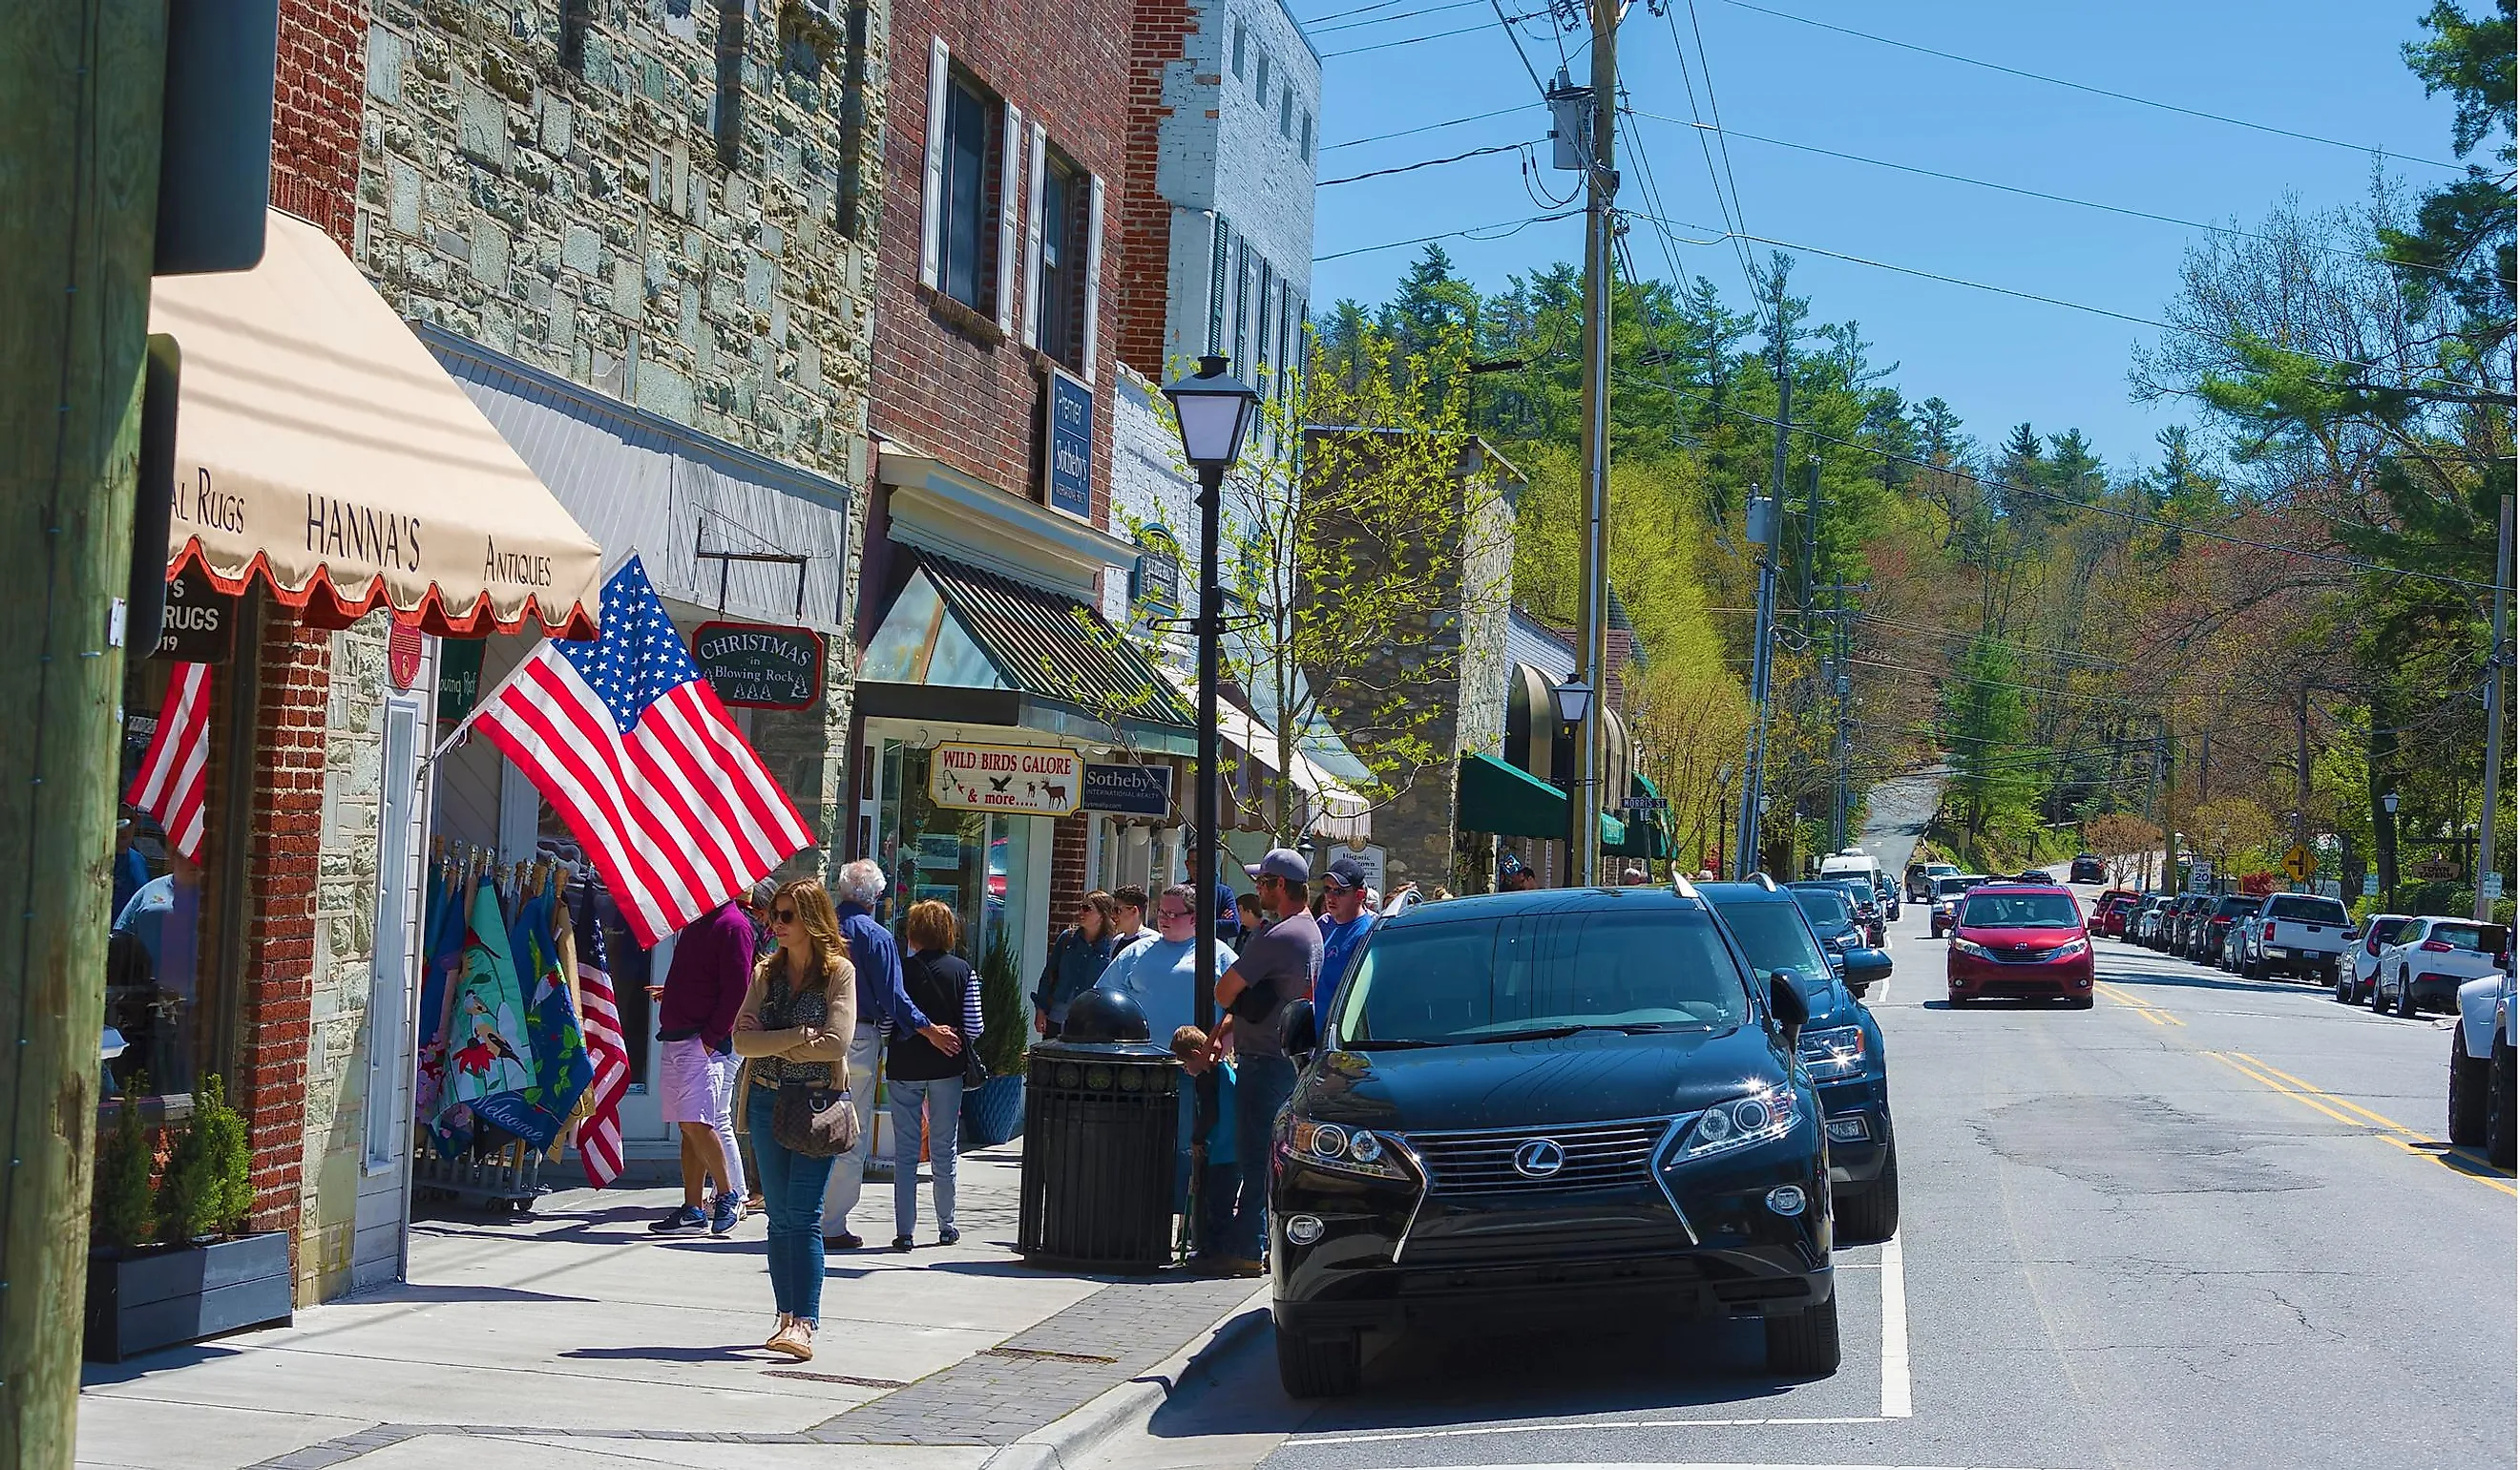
[1702,879,1899,1245]
[1268,882,1837,1397]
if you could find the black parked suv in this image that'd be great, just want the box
[1269,881,1837,1396]
[1702,879,1899,1245]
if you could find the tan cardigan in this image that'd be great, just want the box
[731,953,859,1091]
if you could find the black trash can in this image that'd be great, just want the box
[1017,1040,1182,1270]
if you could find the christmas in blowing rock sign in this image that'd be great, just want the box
[928,742,1082,816]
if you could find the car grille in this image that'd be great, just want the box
[1404,1118,1672,1195]
[1989,943,2068,964]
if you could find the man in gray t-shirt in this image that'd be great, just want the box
[1204,849,1320,1272]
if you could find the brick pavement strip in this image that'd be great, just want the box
[233,1272,1262,1467]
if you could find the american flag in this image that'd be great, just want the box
[126,662,211,861]
[472,556,813,948]
[572,882,629,1188]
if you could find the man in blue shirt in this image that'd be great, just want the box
[822,858,943,1250]
[1313,858,1376,1013]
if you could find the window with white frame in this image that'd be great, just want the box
[1035,153,1085,368]
[918,39,1027,332]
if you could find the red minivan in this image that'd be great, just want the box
[1946,884,2095,1007]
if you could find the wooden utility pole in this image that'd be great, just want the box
[1569,0,1618,889]
[2474,496,2511,921]
[2,4,166,1462]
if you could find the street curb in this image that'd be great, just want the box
[980,1283,1271,1470]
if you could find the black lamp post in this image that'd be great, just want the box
[2384,790,2400,910]
[1553,675,1593,888]
[1161,354,1259,1035]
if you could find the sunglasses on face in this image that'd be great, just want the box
[773,908,797,923]
[1156,906,1192,920]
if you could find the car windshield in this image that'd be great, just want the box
[1710,899,1835,993]
[2267,896,2349,923]
[1792,889,1853,928]
[1932,878,1970,898]
[1331,906,1752,1046]
[1959,892,2080,929]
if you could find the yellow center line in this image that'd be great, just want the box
[2093,980,2184,1026]
[2203,1050,2518,1197]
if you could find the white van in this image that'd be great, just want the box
[1817,850,1895,919]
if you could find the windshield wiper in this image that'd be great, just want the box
[1466,1024,1594,1043]
[1344,1037,1444,1050]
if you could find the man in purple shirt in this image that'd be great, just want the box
[649,898,753,1237]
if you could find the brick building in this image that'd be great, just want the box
[119,0,613,1312]
[850,0,1198,978]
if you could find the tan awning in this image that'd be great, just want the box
[149,209,601,637]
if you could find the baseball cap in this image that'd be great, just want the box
[1245,848,1312,882]
[1499,852,1528,879]
[1320,857,1368,892]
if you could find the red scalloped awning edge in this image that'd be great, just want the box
[170,539,598,641]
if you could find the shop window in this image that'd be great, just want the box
[106,656,237,1107]
[878,742,1035,970]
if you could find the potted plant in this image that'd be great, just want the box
[961,934,1030,1147]
[86,1076,292,1362]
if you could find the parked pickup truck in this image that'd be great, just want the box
[2448,958,2515,1166]
[2241,892,2353,983]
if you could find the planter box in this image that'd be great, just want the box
[86,1231,292,1362]
[962,1074,1025,1149]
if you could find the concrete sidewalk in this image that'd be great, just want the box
[76,1143,1266,1470]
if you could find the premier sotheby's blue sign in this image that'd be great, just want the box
[1045,367,1093,517]
[1083,762,1172,817]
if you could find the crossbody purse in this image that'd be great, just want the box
[764,970,857,1158]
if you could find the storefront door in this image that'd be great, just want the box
[876,742,1040,973]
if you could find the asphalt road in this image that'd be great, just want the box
[1082,880,2518,1470]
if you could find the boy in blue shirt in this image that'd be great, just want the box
[1170,1024,1238,1261]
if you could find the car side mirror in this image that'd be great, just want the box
[1279,998,1318,1060]
[1768,971,1809,1040]
[1841,947,1894,988]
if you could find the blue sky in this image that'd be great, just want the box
[1303,0,2469,476]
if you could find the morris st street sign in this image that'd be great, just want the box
[929,742,1082,815]
[691,620,825,709]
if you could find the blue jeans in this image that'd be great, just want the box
[746,1083,838,1322]
[1228,1053,1296,1261]
[889,1076,963,1240]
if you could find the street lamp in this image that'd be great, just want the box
[2383,792,2401,909]
[1553,676,1593,887]
[1161,354,1259,1036]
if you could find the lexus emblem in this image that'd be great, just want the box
[1512,1139,1565,1178]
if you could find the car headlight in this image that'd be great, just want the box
[1287,1119,1412,1181]
[1796,1024,1870,1080]
[1674,1085,1804,1161]
[1951,937,1993,959]
[2053,937,2090,959]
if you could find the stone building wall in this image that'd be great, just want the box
[295,614,390,1302]
[356,0,888,498]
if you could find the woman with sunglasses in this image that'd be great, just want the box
[1030,891,1117,1039]
[732,878,857,1361]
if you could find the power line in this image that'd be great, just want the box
[1312,207,1581,262]
[1321,13,1539,57]
[1625,112,2502,286]
[1324,103,1536,152]
[1605,367,2502,592]
[1317,140,1535,188]
[1712,0,2468,173]
[1309,0,1492,36]
[1663,0,1769,335]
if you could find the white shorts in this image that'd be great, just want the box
[658,1035,734,1125]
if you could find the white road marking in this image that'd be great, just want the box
[1880,1232,1912,1418]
